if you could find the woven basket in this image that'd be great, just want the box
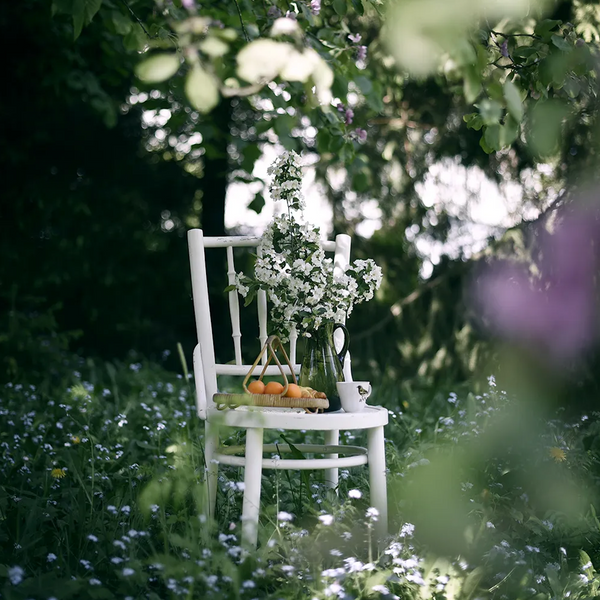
[213,335,329,413]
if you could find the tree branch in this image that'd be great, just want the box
[233,0,250,42]
[119,0,153,39]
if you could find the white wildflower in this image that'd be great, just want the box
[319,514,334,526]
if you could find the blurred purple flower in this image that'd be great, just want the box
[181,0,196,11]
[268,6,283,18]
[354,128,367,142]
[310,0,321,15]
[500,40,509,58]
[344,108,354,125]
[357,45,367,62]
[285,10,297,20]
[471,207,600,363]
[348,33,362,44]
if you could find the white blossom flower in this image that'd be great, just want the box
[348,489,362,499]
[319,514,334,526]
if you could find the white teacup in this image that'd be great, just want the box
[336,381,372,413]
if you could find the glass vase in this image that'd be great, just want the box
[299,322,349,413]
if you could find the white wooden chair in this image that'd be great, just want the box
[188,229,388,548]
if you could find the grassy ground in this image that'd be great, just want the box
[2,355,600,599]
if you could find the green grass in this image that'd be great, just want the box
[2,358,600,599]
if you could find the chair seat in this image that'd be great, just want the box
[206,404,388,430]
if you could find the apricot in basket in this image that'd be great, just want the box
[247,380,266,394]
[264,381,284,395]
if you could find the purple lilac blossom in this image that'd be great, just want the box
[354,128,367,142]
[348,33,362,43]
[471,205,600,363]
[344,108,354,125]
[310,0,321,15]
[357,45,368,62]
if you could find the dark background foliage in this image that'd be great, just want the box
[2,0,599,410]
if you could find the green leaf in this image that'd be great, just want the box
[73,10,85,40]
[512,46,538,59]
[534,19,561,39]
[355,75,372,95]
[463,66,481,104]
[242,144,262,173]
[123,27,146,51]
[551,34,571,52]
[462,566,484,599]
[478,99,502,126]
[351,0,364,15]
[185,65,220,113]
[333,0,348,16]
[463,113,483,131]
[352,171,370,192]
[111,10,131,35]
[316,129,332,154]
[483,124,500,152]
[72,0,102,40]
[136,54,180,83]
[51,0,75,16]
[527,99,570,157]
[248,192,265,214]
[499,115,519,147]
[503,79,523,122]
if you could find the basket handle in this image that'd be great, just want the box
[242,335,298,396]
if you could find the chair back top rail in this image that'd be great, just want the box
[203,235,336,252]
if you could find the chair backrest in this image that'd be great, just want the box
[187,229,352,419]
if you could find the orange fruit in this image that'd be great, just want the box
[264,381,284,395]
[247,380,265,395]
[284,383,302,398]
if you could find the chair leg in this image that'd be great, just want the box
[324,429,339,494]
[204,421,219,519]
[241,427,264,549]
[367,426,388,540]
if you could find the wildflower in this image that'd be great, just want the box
[550,447,566,462]
[47,553,57,562]
[310,0,321,15]
[319,514,334,526]
[372,585,390,594]
[366,507,379,521]
[87,534,98,542]
[122,568,135,576]
[51,468,66,479]
[357,45,367,62]
[277,511,294,522]
[353,128,367,143]
[348,489,362,499]
[9,566,24,585]
[121,505,131,514]
[90,578,102,585]
[348,33,362,43]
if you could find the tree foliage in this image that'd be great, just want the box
[2,0,599,391]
